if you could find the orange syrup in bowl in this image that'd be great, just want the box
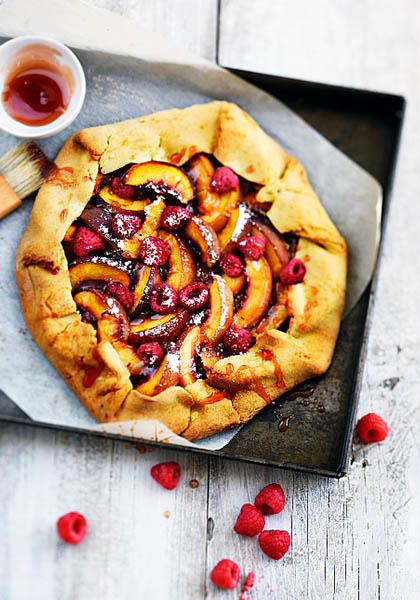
[2,44,74,127]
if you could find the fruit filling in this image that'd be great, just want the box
[63,154,303,395]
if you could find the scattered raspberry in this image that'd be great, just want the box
[56,512,87,545]
[150,461,181,490]
[254,483,286,515]
[160,205,191,231]
[111,176,138,199]
[237,235,266,260]
[139,236,171,266]
[210,166,239,193]
[258,530,290,560]
[179,282,209,310]
[240,572,256,598]
[220,253,244,278]
[234,503,265,537]
[356,413,389,444]
[279,258,306,285]
[73,226,105,257]
[106,281,134,311]
[137,341,164,367]
[111,213,142,239]
[223,326,254,354]
[210,559,241,590]
[150,283,179,314]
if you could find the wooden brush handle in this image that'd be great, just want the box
[0,175,22,218]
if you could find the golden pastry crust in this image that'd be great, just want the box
[15,101,347,440]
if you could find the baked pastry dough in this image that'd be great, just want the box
[16,101,347,440]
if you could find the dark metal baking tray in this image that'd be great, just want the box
[0,67,405,477]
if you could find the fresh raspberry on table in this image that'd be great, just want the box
[150,461,181,490]
[210,558,241,590]
[237,235,266,260]
[150,283,179,314]
[220,253,244,278]
[279,258,306,285]
[210,166,239,193]
[111,176,138,199]
[254,483,286,515]
[73,226,105,257]
[111,212,142,239]
[160,205,192,231]
[234,503,265,537]
[179,282,209,310]
[139,236,171,266]
[137,341,164,367]
[56,512,87,545]
[258,530,290,560]
[223,326,254,354]
[106,281,134,311]
[356,413,389,444]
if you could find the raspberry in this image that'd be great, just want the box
[137,341,164,367]
[111,213,142,239]
[73,226,105,257]
[356,413,389,444]
[106,281,134,311]
[233,503,265,537]
[254,483,286,515]
[150,283,179,314]
[160,205,191,231]
[210,559,241,590]
[150,461,181,490]
[220,253,244,278]
[237,235,266,260]
[279,258,306,285]
[223,326,254,354]
[56,512,87,545]
[179,282,209,310]
[258,530,290,560]
[139,236,171,266]
[111,176,138,199]
[210,166,239,193]
[241,572,256,596]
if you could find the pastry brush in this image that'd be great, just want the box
[0,141,54,219]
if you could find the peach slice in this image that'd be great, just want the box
[187,154,218,214]
[63,223,77,243]
[99,185,149,212]
[201,275,234,345]
[218,204,252,252]
[223,273,246,296]
[184,216,221,267]
[120,198,166,259]
[123,161,194,204]
[251,221,289,278]
[131,265,160,316]
[135,350,180,395]
[74,288,127,324]
[159,231,196,290]
[70,255,133,289]
[188,154,240,232]
[97,313,140,371]
[233,257,273,328]
[129,308,190,344]
[179,326,201,386]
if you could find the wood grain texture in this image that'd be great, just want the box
[1,1,420,599]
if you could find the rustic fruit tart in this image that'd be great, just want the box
[16,102,347,440]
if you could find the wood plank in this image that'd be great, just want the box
[0,423,209,600]
[213,2,420,598]
[88,0,219,60]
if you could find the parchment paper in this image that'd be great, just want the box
[0,0,382,450]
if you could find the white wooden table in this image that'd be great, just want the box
[1,1,420,598]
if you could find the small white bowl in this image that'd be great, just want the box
[0,35,86,138]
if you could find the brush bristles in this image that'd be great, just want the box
[0,142,53,199]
